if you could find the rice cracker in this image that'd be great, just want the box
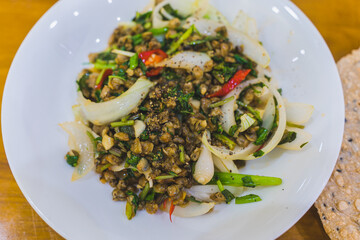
[315,48,360,240]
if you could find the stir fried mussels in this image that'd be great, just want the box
[62,0,313,220]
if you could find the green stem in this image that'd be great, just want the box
[179,145,185,163]
[167,25,194,55]
[149,27,168,35]
[110,120,135,128]
[235,194,262,204]
[155,175,175,180]
[129,54,139,69]
[140,182,150,200]
[286,122,305,129]
[237,101,262,122]
[216,180,224,192]
[210,96,235,108]
[213,133,236,150]
[208,172,282,187]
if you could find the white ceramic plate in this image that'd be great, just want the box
[2,0,344,239]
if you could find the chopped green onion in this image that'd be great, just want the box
[300,142,308,148]
[235,194,262,204]
[129,54,139,69]
[228,125,239,137]
[108,149,122,157]
[94,60,117,70]
[145,189,155,201]
[208,172,282,187]
[168,171,178,177]
[95,69,106,85]
[155,175,175,180]
[140,182,150,201]
[217,180,235,203]
[149,27,168,35]
[286,122,305,129]
[167,24,194,55]
[126,201,135,220]
[237,101,262,122]
[188,196,202,203]
[179,145,185,163]
[66,154,79,167]
[209,96,235,108]
[110,120,135,128]
[216,179,225,192]
[132,34,143,46]
[213,133,236,150]
[101,163,111,171]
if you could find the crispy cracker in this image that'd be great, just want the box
[315,48,360,240]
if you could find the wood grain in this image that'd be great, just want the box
[0,0,358,239]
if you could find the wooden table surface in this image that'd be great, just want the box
[0,0,359,239]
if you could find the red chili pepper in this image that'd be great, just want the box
[139,49,168,77]
[206,69,251,98]
[139,49,168,66]
[169,200,175,223]
[95,69,113,90]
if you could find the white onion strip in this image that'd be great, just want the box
[213,155,238,173]
[193,135,214,184]
[221,78,265,133]
[162,201,215,218]
[60,121,99,181]
[155,51,211,71]
[284,99,314,125]
[186,185,243,202]
[77,78,155,125]
[185,18,270,67]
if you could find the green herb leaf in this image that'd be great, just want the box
[133,11,152,25]
[66,154,79,167]
[126,154,141,167]
[279,131,297,145]
[254,127,270,146]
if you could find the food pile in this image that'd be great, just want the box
[61,0,313,220]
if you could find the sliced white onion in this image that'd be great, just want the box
[162,201,215,218]
[77,78,155,125]
[232,10,258,41]
[261,97,275,130]
[202,130,258,161]
[213,155,238,173]
[221,78,265,133]
[155,51,211,71]
[160,7,175,20]
[243,80,287,160]
[184,18,270,67]
[202,5,229,24]
[72,104,88,125]
[193,137,214,185]
[134,120,146,138]
[284,99,314,125]
[111,49,135,57]
[186,185,243,202]
[277,127,312,150]
[203,79,286,160]
[60,121,99,181]
[142,0,155,13]
[152,0,209,28]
